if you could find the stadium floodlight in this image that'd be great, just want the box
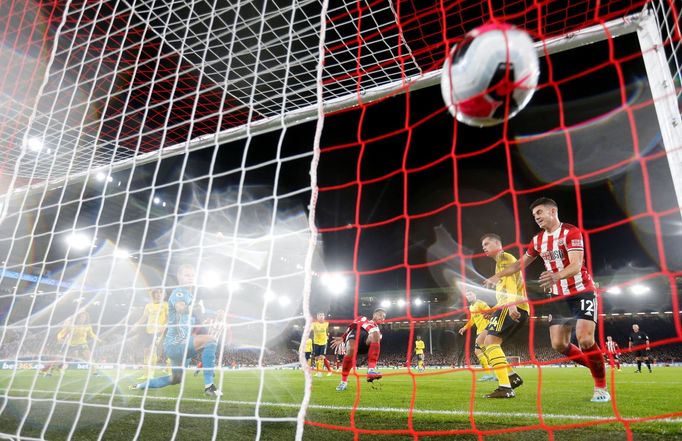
[380,299,391,308]
[397,299,406,308]
[414,298,423,306]
[606,286,622,295]
[630,284,650,295]
[113,248,130,259]
[153,197,161,204]
[96,172,106,182]
[65,233,91,250]
[24,136,43,152]
[201,271,221,287]
[320,272,347,295]
[264,290,277,303]
[278,296,291,306]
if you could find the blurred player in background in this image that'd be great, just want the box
[312,312,333,377]
[57,310,102,375]
[333,333,346,370]
[414,335,426,372]
[130,264,221,397]
[304,336,313,368]
[629,324,652,373]
[485,197,609,403]
[480,233,527,398]
[133,287,168,380]
[331,308,386,391]
[458,290,494,381]
[605,336,622,371]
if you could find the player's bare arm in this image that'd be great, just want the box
[539,249,583,290]
[484,253,535,288]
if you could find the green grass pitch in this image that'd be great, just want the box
[1,366,681,440]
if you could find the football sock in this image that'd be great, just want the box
[484,344,511,388]
[341,356,353,382]
[323,358,332,372]
[645,359,651,371]
[418,360,423,370]
[637,360,642,371]
[367,342,380,369]
[139,375,172,389]
[583,343,606,388]
[202,341,217,386]
[475,351,490,371]
[562,343,588,367]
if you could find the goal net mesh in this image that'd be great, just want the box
[0,0,680,439]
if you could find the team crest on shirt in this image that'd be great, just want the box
[557,239,565,247]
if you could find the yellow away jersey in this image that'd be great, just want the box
[464,300,490,335]
[495,252,529,312]
[312,321,329,345]
[305,338,313,352]
[414,340,425,355]
[58,324,96,346]
[145,301,169,334]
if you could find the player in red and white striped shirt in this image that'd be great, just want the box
[604,336,622,371]
[333,334,346,370]
[330,308,386,391]
[484,197,609,403]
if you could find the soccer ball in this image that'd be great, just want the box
[440,23,540,127]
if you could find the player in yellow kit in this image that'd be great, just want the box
[458,290,494,380]
[304,337,313,368]
[414,335,426,372]
[56,310,102,376]
[134,288,169,380]
[481,233,528,398]
[311,312,333,377]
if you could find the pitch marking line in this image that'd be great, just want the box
[6,388,682,424]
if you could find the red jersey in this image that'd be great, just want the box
[341,316,380,341]
[526,223,595,296]
[605,340,620,355]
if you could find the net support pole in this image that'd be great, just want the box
[637,10,682,210]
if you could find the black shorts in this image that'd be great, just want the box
[336,353,345,362]
[305,351,311,361]
[415,353,424,361]
[485,307,528,338]
[634,350,650,358]
[139,332,158,347]
[68,344,89,355]
[312,344,327,357]
[547,292,597,326]
[345,327,370,355]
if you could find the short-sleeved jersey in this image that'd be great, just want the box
[305,338,313,353]
[414,340,425,355]
[165,287,194,345]
[629,331,649,347]
[463,300,490,334]
[312,321,329,345]
[526,223,595,296]
[144,301,168,334]
[605,340,620,354]
[495,251,529,312]
[341,316,381,341]
[58,324,96,346]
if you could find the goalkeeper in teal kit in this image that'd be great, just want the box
[130,264,221,397]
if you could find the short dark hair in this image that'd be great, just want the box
[480,233,502,243]
[529,197,558,211]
